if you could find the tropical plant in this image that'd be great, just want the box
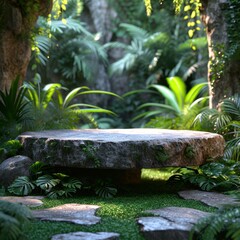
[8,161,83,199]
[31,0,108,87]
[189,193,240,240]
[0,200,33,240]
[194,94,240,160]
[125,76,208,128]
[170,161,240,192]
[8,161,118,199]
[106,21,207,85]
[0,77,31,141]
[0,140,22,163]
[23,74,119,130]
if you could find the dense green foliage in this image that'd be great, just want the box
[190,194,240,240]
[125,76,208,127]
[8,161,117,199]
[0,200,32,240]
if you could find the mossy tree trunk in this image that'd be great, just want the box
[201,0,240,108]
[0,0,53,91]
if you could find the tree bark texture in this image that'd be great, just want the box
[0,0,53,91]
[201,0,240,108]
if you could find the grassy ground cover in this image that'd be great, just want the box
[24,171,216,240]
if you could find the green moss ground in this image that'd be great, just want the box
[24,172,216,240]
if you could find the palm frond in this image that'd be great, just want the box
[222,94,240,120]
[120,23,148,39]
[190,205,240,240]
[0,211,22,240]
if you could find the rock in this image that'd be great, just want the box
[33,204,101,225]
[18,129,224,169]
[178,190,238,208]
[137,207,210,240]
[51,232,120,240]
[0,155,33,187]
[0,196,44,207]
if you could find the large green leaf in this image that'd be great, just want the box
[35,175,60,191]
[42,83,62,109]
[8,176,35,196]
[62,87,89,108]
[148,84,181,114]
[185,82,207,105]
[166,76,186,110]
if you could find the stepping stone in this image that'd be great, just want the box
[32,204,100,225]
[18,129,224,169]
[178,190,238,208]
[137,207,210,240]
[0,196,44,207]
[51,232,120,240]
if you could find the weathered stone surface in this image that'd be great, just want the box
[51,232,120,240]
[0,155,33,187]
[18,129,224,169]
[33,204,100,225]
[138,207,210,240]
[0,196,44,207]
[178,190,238,208]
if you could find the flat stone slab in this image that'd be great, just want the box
[32,204,100,225]
[0,196,44,207]
[18,129,224,169]
[138,207,210,240]
[51,232,120,240]
[178,190,238,208]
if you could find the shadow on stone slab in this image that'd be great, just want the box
[0,196,44,207]
[33,204,101,225]
[178,190,238,208]
[137,207,210,240]
[51,232,120,240]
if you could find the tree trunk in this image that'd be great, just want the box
[0,0,53,91]
[201,0,240,108]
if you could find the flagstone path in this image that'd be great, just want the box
[0,190,237,240]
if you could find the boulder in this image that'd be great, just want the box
[0,155,33,187]
[18,129,225,169]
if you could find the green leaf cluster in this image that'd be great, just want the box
[126,76,208,128]
[7,161,118,199]
[180,161,240,191]
[0,140,22,163]
[0,77,32,141]
[8,162,82,199]
[190,199,240,240]
[22,74,119,130]
[0,200,33,240]
[194,94,240,161]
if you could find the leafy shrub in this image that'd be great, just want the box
[8,162,82,199]
[172,161,240,192]
[0,140,22,163]
[0,77,31,141]
[190,194,240,240]
[8,161,117,199]
[125,76,208,128]
[194,94,240,160]
[23,74,119,130]
[0,200,33,240]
